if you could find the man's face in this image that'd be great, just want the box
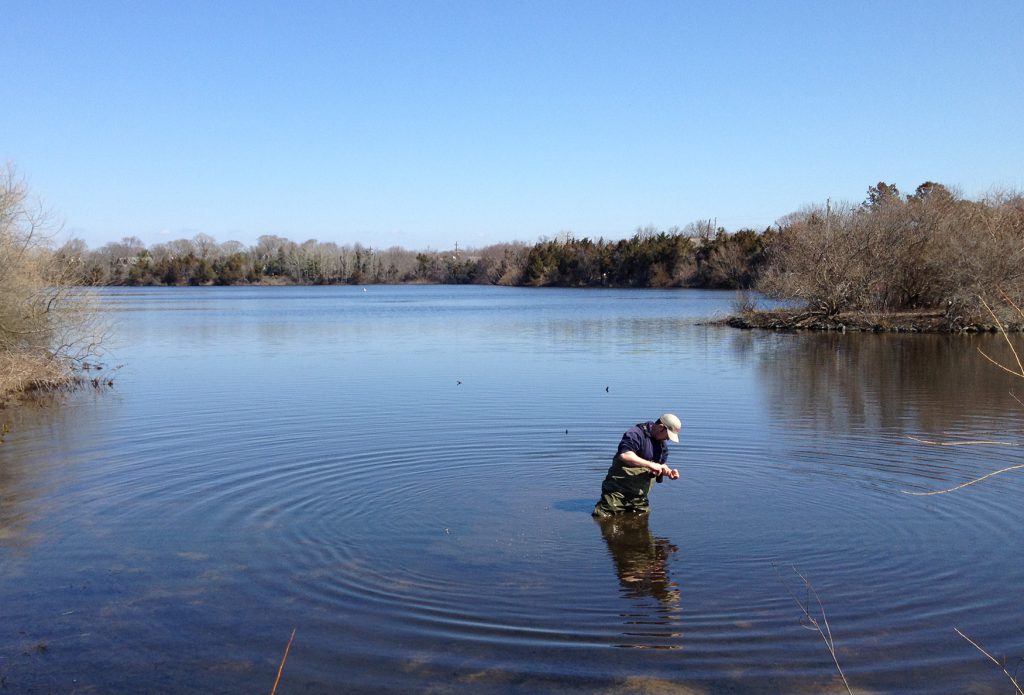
[652,422,670,441]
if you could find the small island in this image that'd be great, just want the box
[729,181,1024,334]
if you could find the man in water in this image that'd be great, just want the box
[593,414,681,517]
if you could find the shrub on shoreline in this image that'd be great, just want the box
[0,351,73,404]
[0,165,104,402]
[755,182,1024,330]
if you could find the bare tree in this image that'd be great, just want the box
[683,218,718,242]
[192,232,218,259]
[0,165,105,399]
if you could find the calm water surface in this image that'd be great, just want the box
[2,286,1023,694]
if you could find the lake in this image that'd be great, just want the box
[2,285,1023,694]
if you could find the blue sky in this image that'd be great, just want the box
[3,1,1022,251]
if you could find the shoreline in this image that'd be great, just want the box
[719,309,1024,334]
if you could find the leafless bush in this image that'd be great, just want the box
[731,290,758,317]
[757,201,877,317]
[758,183,1024,326]
[0,165,105,400]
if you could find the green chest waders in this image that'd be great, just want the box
[593,457,656,517]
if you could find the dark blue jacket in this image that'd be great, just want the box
[617,421,668,466]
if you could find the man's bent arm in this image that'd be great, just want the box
[618,450,670,476]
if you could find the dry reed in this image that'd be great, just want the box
[773,563,853,695]
[269,628,296,695]
[955,628,1024,695]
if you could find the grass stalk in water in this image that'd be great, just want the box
[270,628,296,695]
[773,562,853,695]
[955,628,1024,695]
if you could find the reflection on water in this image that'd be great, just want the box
[0,391,109,550]
[747,331,1024,437]
[732,330,1024,496]
[595,515,682,649]
[0,460,33,545]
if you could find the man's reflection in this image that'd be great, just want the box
[596,513,680,608]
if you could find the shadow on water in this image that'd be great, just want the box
[551,498,595,514]
[594,514,682,650]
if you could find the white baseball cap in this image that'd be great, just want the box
[659,413,681,443]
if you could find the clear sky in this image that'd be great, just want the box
[3,1,1022,251]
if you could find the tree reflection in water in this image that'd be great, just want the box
[741,331,1024,436]
[595,514,683,649]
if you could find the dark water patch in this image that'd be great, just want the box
[552,498,597,513]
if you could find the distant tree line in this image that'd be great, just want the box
[55,225,769,290]
[40,178,1024,327]
[521,224,767,288]
[57,234,531,287]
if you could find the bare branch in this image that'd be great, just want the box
[999,288,1024,321]
[977,347,1024,379]
[978,295,1024,377]
[901,465,1024,496]
[906,435,1017,447]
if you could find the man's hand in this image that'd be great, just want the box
[654,465,678,484]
